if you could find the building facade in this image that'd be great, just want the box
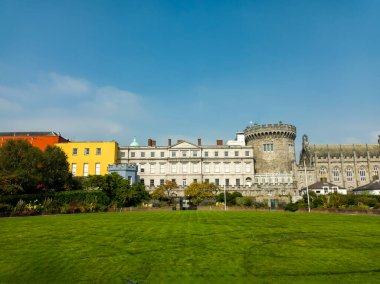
[56,141,118,177]
[297,134,380,190]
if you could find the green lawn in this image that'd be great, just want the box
[0,211,379,284]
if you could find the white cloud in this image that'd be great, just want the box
[0,73,148,143]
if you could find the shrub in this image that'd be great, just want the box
[236,197,253,207]
[285,203,298,212]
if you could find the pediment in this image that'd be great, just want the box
[170,141,199,149]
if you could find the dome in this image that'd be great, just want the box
[129,137,140,147]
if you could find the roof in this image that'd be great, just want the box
[0,131,62,137]
[302,144,380,159]
[304,181,340,190]
[353,180,380,191]
[129,137,140,147]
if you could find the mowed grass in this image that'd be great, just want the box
[1,211,380,284]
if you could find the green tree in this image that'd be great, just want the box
[128,182,150,206]
[152,180,178,201]
[216,191,242,206]
[0,140,44,194]
[42,146,71,191]
[184,182,219,205]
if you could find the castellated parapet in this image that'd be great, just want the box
[244,123,297,174]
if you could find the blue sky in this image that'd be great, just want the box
[0,0,379,151]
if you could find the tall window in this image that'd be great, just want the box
[225,179,230,186]
[346,167,353,182]
[333,167,340,182]
[131,152,135,158]
[71,163,77,176]
[245,164,251,173]
[140,179,144,185]
[141,152,145,158]
[236,179,240,186]
[140,165,145,173]
[215,164,220,173]
[374,166,379,179]
[83,163,89,177]
[150,179,155,187]
[215,179,219,186]
[182,179,187,186]
[319,166,327,177]
[171,164,177,173]
[235,151,239,157]
[224,151,228,157]
[214,151,219,157]
[96,148,101,155]
[359,167,366,181]
[160,164,165,174]
[95,163,100,175]
[72,148,78,156]
[84,148,90,155]
[150,164,155,173]
[193,163,199,173]
[160,179,164,185]
[183,163,188,173]
[150,152,155,158]
[205,164,210,173]
[235,164,241,173]
[224,164,230,173]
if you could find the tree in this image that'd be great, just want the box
[42,146,71,191]
[152,180,178,201]
[128,183,150,206]
[0,140,44,194]
[184,182,219,205]
[216,191,242,206]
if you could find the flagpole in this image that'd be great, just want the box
[304,160,311,213]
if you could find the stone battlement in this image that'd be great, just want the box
[244,123,296,140]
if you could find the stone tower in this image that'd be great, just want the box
[244,122,297,174]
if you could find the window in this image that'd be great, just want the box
[214,151,219,157]
[182,151,187,157]
[141,152,145,158]
[193,151,198,157]
[245,164,251,173]
[205,178,209,183]
[224,164,230,173]
[95,163,100,175]
[182,179,187,186]
[171,151,176,157]
[160,179,164,186]
[150,164,155,173]
[131,152,135,158]
[83,163,89,177]
[374,166,379,179]
[160,164,165,174]
[171,179,176,183]
[84,148,90,155]
[150,179,155,187]
[215,164,220,173]
[235,164,241,173]
[236,179,240,186]
[193,179,197,183]
[333,167,340,182]
[346,167,353,182]
[140,165,145,173]
[193,163,199,173]
[150,152,155,158]
[71,163,77,176]
[225,179,230,186]
[215,179,219,186]
[205,164,210,173]
[140,179,145,185]
[160,152,165,158]
[245,151,249,156]
[96,148,101,155]
[120,152,125,158]
[224,151,228,157]
[263,144,274,152]
[359,167,366,181]
[172,164,177,173]
[183,164,188,173]
[204,151,209,157]
[72,148,78,156]
[319,166,327,177]
[234,151,239,157]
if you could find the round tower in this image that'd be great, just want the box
[244,123,296,173]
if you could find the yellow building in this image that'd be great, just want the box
[56,141,118,176]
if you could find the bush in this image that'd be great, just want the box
[285,203,298,212]
[236,197,253,207]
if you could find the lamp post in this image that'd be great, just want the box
[304,160,311,213]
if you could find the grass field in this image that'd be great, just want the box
[1,211,380,284]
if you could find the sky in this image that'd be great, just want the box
[0,0,379,152]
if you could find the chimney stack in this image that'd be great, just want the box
[216,139,223,146]
[168,138,172,147]
[198,138,202,146]
[152,140,156,147]
[148,139,152,147]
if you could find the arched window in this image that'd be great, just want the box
[346,167,353,182]
[333,167,340,182]
[359,167,366,181]
[374,166,379,179]
[319,166,327,177]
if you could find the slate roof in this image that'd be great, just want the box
[305,181,340,190]
[353,180,380,191]
[306,144,380,158]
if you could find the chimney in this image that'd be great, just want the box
[198,138,202,146]
[148,139,152,147]
[168,138,172,146]
[152,140,156,147]
[216,139,223,146]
